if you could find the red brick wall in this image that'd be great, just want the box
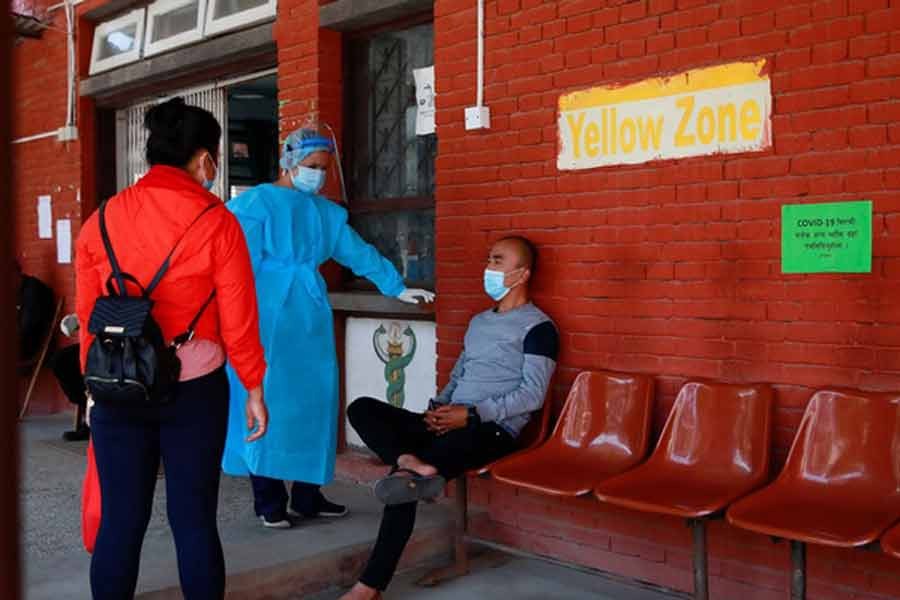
[12,2,81,306]
[11,1,88,413]
[276,0,344,285]
[432,0,900,597]
[12,0,900,593]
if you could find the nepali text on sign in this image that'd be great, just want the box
[781,201,872,274]
[557,61,772,170]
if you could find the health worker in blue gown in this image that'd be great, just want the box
[223,126,435,528]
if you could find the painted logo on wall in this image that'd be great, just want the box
[373,322,417,408]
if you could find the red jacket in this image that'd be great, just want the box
[76,165,266,390]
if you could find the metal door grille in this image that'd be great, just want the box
[116,86,228,198]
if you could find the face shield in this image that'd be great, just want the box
[281,120,348,203]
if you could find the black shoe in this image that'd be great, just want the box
[259,509,292,529]
[62,426,90,442]
[290,497,349,519]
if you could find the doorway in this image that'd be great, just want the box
[226,74,279,199]
[113,71,278,200]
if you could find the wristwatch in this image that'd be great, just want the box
[466,406,481,428]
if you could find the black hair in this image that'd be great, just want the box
[144,97,221,168]
[497,235,537,273]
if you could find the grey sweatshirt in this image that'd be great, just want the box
[435,302,559,437]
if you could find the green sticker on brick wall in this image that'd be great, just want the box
[781,201,872,274]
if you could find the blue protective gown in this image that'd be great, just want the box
[222,184,405,485]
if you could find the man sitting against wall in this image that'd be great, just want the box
[342,236,559,600]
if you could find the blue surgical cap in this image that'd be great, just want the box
[280,128,335,170]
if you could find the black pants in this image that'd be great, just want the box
[90,367,229,600]
[249,475,322,518]
[347,397,517,591]
[50,344,86,408]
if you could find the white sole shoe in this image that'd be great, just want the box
[259,515,291,529]
[288,507,349,519]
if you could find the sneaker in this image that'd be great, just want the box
[289,498,349,519]
[62,425,90,442]
[259,510,292,529]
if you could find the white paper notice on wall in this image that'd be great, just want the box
[56,219,72,264]
[414,66,436,136]
[37,196,53,239]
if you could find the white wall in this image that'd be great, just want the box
[344,317,437,448]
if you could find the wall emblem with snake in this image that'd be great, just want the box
[373,322,417,408]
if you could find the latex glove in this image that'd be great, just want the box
[397,288,435,304]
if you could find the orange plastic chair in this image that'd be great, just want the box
[491,371,654,497]
[881,523,900,560]
[594,380,773,600]
[727,389,900,600]
[419,382,556,587]
[469,377,555,477]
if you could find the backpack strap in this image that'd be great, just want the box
[105,272,147,297]
[98,202,129,297]
[144,203,220,298]
[171,290,216,349]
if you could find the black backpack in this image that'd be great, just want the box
[84,201,217,405]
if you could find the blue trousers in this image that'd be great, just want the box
[250,475,322,518]
[90,367,229,600]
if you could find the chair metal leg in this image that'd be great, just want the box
[791,540,806,600]
[416,476,470,587]
[690,519,709,600]
[454,475,469,570]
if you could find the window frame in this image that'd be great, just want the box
[343,14,436,213]
[143,0,207,58]
[89,8,146,75]
[342,14,437,291]
[203,0,276,38]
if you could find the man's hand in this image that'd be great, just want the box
[423,405,469,435]
[246,385,268,442]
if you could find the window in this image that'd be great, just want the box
[204,0,276,37]
[345,21,436,288]
[89,9,145,75]
[144,0,206,57]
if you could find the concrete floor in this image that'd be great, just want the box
[310,555,684,600]
[19,413,453,600]
[20,413,681,600]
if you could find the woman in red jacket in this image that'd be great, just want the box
[75,98,268,600]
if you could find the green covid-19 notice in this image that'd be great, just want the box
[781,201,872,274]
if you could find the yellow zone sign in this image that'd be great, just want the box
[557,60,772,170]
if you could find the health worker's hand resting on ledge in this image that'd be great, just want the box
[396,288,435,304]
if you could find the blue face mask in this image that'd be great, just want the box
[483,269,510,301]
[292,166,326,194]
[201,154,217,191]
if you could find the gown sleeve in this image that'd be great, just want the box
[329,211,406,297]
